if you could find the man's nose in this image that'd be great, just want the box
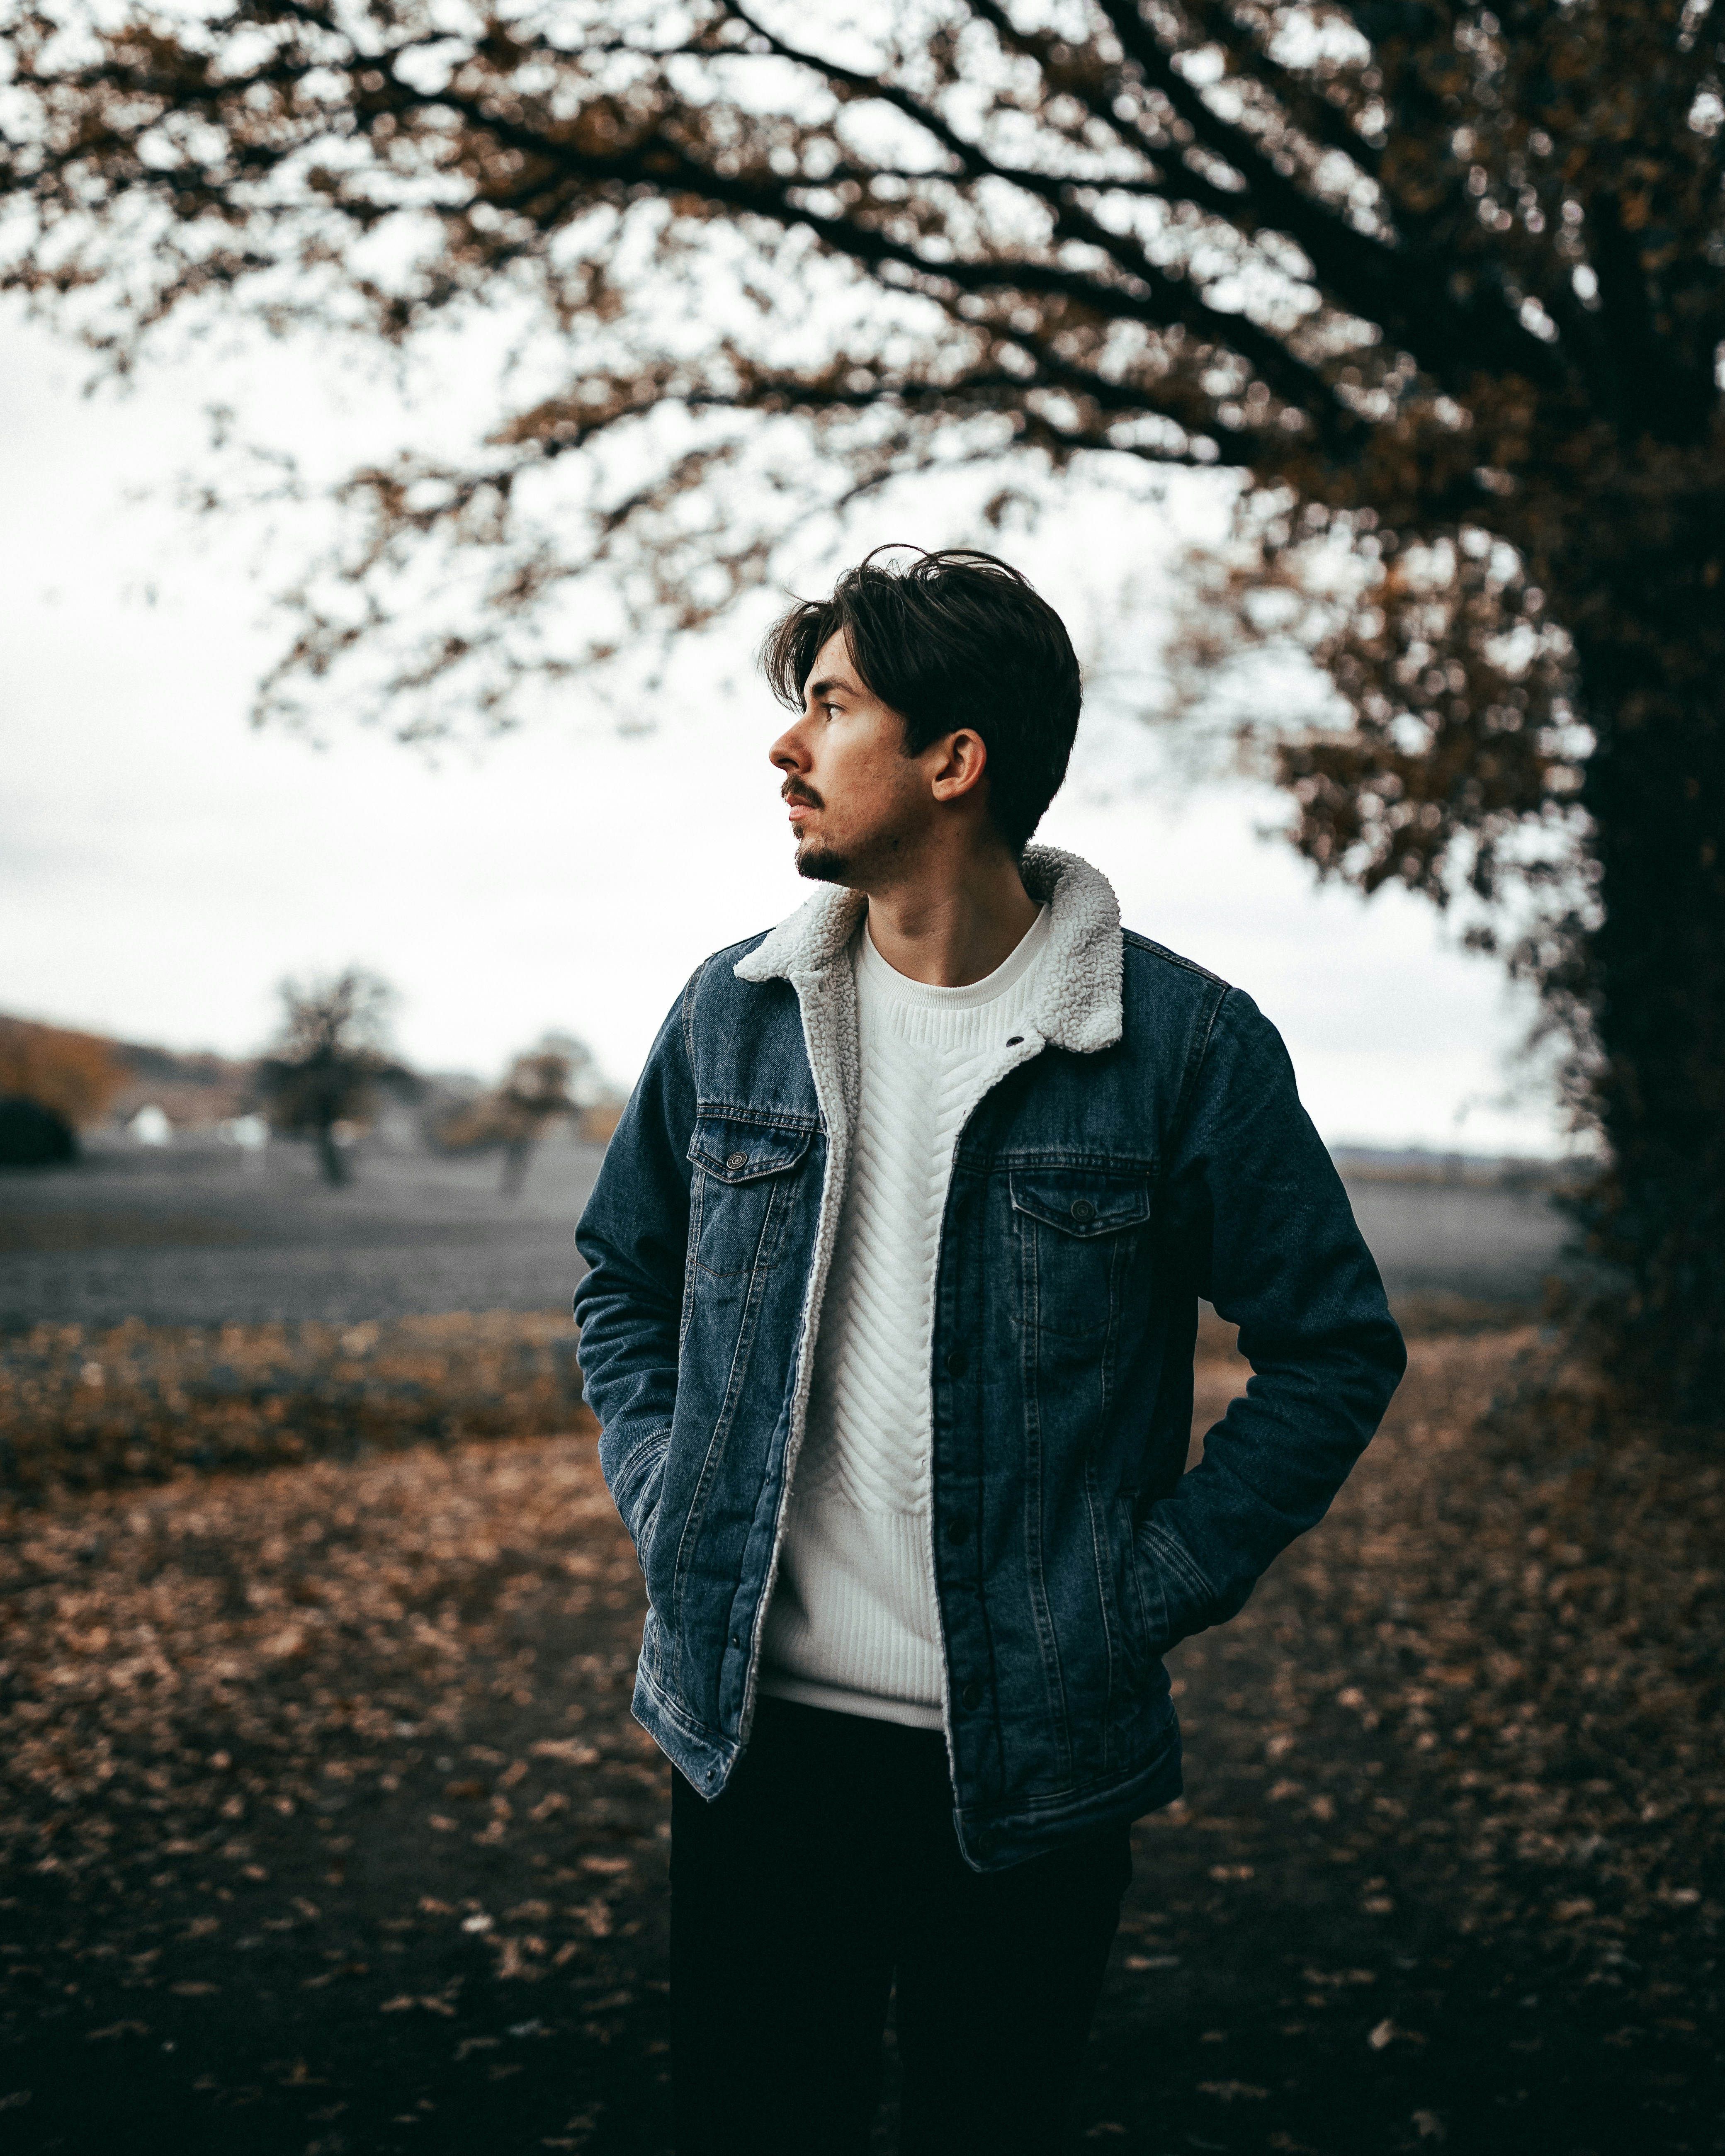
[770,724,808,772]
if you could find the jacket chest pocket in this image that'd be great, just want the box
[1009,1168,1153,1338]
[686,1117,814,1282]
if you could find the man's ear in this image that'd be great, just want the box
[928,728,989,805]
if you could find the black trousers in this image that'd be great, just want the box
[670,1695,1132,2155]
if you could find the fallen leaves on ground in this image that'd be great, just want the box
[0,1323,1719,2155]
[1092,1331,1724,2155]
[0,1312,587,1492]
[0,1404,673,2151]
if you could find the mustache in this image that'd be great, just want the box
[781,783,822,809]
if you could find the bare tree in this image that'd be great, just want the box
[5,1,1722,1401]
[254,970,411,1186]
[437,1034,594,1193]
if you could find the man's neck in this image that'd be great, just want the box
[861,849,1041,988]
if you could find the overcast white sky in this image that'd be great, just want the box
[0,303,1569,1154]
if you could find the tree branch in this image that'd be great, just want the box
[1089,0,1567,394]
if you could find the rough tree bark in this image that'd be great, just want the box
[1570,535,1725,1406]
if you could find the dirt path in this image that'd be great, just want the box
[1082,1338,1723,2155]
[1,1335,1718,2154]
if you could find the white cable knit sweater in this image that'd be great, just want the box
[757,903,1052,1728]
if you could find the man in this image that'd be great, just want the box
[573,547,1405,2153]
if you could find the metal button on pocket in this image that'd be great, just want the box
[960,1681,984,1711]
[945,1515,971,1544]
[1070,1198,1097,1222]
[725,1151,748,1171]
[945,1347,968,1377]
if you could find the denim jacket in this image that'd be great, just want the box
[573,847,1405,1870]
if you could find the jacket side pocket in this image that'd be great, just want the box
[613,1423,673,1574]
[1133,1513,1220,1652]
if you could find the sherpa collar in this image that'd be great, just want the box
[731,843,1124,1055]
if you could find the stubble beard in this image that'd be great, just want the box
[791,788,916,890]
[795,821,915,889]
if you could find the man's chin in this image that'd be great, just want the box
[794,840,855,887]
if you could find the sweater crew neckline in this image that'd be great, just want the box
[857,902,1051,1013]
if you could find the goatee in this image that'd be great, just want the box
[795,841,852,886]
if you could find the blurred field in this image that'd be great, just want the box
[0,1138,607,1331]
[0,1132,1577,1333]
[0,1321,1719,2155]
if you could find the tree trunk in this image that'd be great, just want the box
[316,1119,350,1187]
[500,1136,534,1196]
[1571,529,1725,1422]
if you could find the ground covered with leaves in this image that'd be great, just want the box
[0,1325,1719,2154]
[0,1314,587,1493]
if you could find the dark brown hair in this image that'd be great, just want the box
[760,546,1082,855]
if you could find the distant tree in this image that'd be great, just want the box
[254,971,413,1186]
[5,2,1723,1403]
[494,1037,587,1194]
[436,1034,593,1193]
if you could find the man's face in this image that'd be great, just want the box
[768,630,932,887]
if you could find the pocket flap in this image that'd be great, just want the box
[689,1118,814,1183]
[1009,1168,1152,1237]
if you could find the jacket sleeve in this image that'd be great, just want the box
[1139,985,1407,1644]
[572,974,700,1564]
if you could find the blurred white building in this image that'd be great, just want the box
[129,1103,171,1146]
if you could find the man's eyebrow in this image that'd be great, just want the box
[805,674,858,703]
